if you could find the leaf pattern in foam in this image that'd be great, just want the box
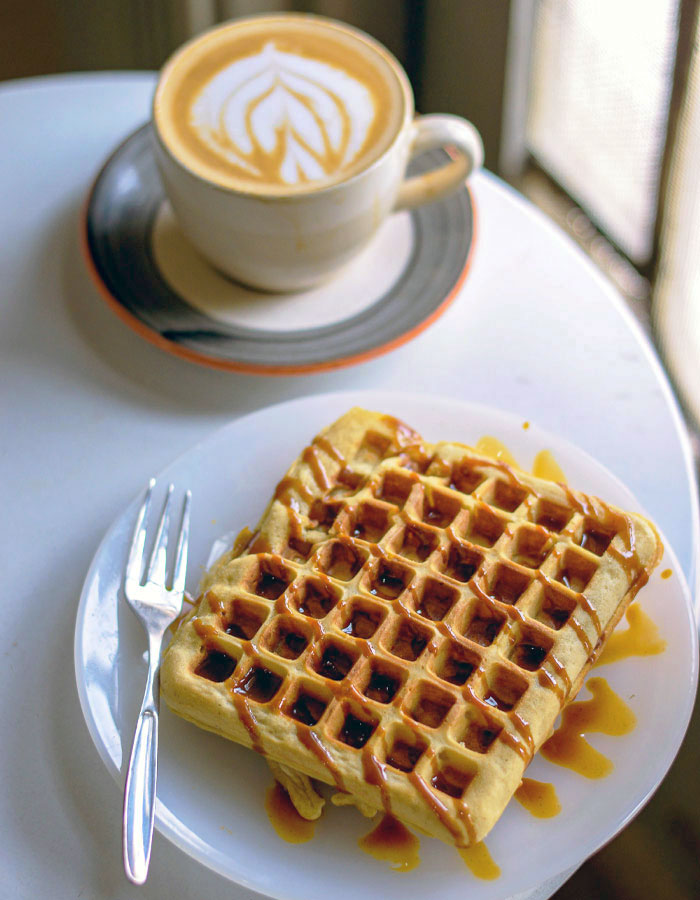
[190,41,376,185]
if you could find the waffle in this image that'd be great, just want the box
[160,408,662,847]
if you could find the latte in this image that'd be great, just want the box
[154,15,409,194]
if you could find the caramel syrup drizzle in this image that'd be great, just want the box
[265,781,316,844]
[240,420,444,831]
[381,415,422,450]
[231,692,264,755]
[466,577,501,609]
[167,589,199,635]
[204,590,227,618]
[541,677,636,778]
[499,730,531,765]
[511,712,535,757]
[313,433,373,492]
[228,526,273,559]
[276,475,317,510]
[470,438,651,676]
[561,488,653,594]
[458,843,501,880]
[314,437,634,808]
[474,436,519,468]
[457,805,478,846]
[447,573,538,765]
[401,443,434,473]
[302,445,332,491]
[453,440,652,658]
[358,813,420,871]
[568,615,594,656]
[543,653,571,700]
[503,603,528,627]
[192,617,222,643]
[231,526,256,558]
[192,615,266,756]
[313,435,346,464]
[274,584,296,619]
[531,449,567,483]
[203,431,662,872]
[463,679,533,765]
[571,588,602,638]
[434,618,463,643]
[594,602,667,667]
[464,449,536,493]
[249,533,272,555]
[537,667,565,703]
[369,542,388,559]
[537,562,603,639]
[233,636,270,754]
[390,593,436,636]
[362,743,392,813]
[334,676,370,708]
[295,724,346,792]
[408,770,472,844]
[514,778,561,818]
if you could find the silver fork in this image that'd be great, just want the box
[122,479,191,885]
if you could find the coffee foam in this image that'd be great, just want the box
[191,42,375,186]
[155,17,409,194]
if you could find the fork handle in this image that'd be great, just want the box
[123,630,163,885]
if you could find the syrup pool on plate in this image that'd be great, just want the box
[265,782,316,843]
[541,678,636,778]
[458,842,501,880]
[595,603,667,667]
[358,813,420,872]
[514,778,562,819]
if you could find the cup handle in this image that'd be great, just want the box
[393,114,484,211]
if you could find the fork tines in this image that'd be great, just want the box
[126,479,191,597]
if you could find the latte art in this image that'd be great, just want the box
[154,16,408,195]
[152,14,481,290]
[191,42,376,186]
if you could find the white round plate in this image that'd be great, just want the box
[75,391,698,900]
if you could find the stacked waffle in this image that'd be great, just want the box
[160,408,661,846]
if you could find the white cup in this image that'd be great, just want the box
[153,15,483,293]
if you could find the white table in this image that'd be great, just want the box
[1,73,697,900]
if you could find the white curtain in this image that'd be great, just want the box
[653,9,700,429]
[526,0,679,264]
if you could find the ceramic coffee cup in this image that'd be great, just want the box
[153,13,483,292]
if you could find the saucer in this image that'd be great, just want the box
[82,125,475,375]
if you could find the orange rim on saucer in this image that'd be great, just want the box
[80,126,476,376]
